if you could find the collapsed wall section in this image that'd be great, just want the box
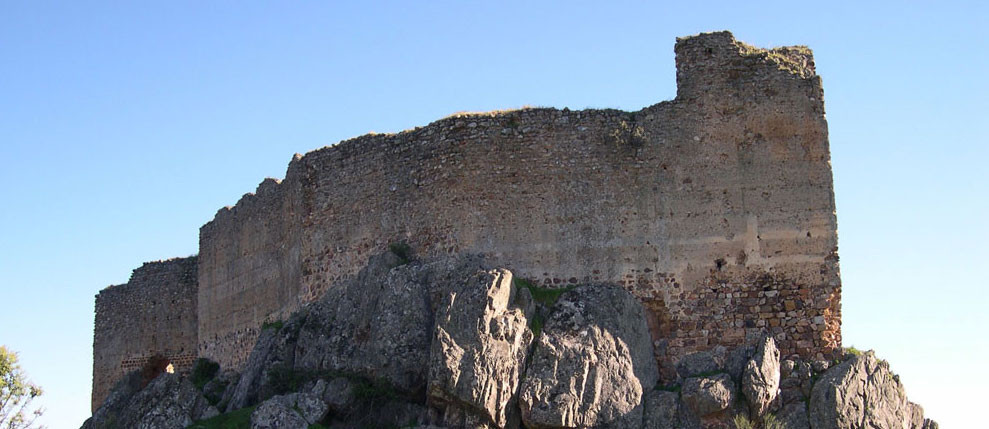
[91,257,198,412]
[197,31,841,376]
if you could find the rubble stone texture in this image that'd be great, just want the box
[91,31,843,413]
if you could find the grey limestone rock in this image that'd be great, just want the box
[741,336,781,416]
[642,390,684,429]
[283,392,329,424]
[427,268,532,428]
[293,250,434,393]
[519,284,658,428]
[777,401,810,429]
[675,347,726,380]
[320,377,356,411]
[681,374,735,418]
[809,352,930,429]
[199,405,220,420]
[249,396,309,429]
[84,373,212,429]
[203,368,238,411]
[82,371,144,429]
[225,317,302,411]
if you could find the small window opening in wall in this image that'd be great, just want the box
[715,258,726,270]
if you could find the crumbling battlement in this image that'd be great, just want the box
[91,257,199,412]
[93,31,841,407]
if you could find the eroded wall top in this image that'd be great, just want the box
[91,257,198,412]
[195,31,840,372]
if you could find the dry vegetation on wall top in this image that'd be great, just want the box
[91,31,842,418]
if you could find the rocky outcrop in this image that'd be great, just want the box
[809,352,927,429]
[250,392,328,429]
[642,390,684,429]
[681,374,735,418]
[85,253,937,429]
[519,285,658,428]
[741,336,781,416]
[428,268,533,428]
[83,373,214,429]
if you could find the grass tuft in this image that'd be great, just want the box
[191,358,220,390]
[261,320,284,331]
[187,405,256,429]
[514,278,573,307]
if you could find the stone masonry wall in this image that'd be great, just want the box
[196,31,841,376]
[91,257,198,412]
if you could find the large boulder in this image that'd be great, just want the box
[741,336,781,416]
[519,284,658,428]
[681,374,735,418]
[809,352,932,429]
[250,397,309,429]
[227,250,438,410]
[249,392,328,429]
[642,390,685,429]
[674,347,726,380]
[427,268,533,428]
[777,401,810,429]
[83,373,213,429]
[293,251,435,392]
[225,316,304,411]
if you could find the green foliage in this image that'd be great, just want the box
[388,242,412,265]
[529,313,545,337]
[762,413,783,429]
[514,278,573,307]
[654,382,681,393]
[191,358,221,390]
[352,379,399,403]
[261,320,284,331]
[733,414,754,429]
[0,345,44,429]
[266,364,309,396]
[844,346,864,356]
[733,413,783,429]
[187,405,256,429]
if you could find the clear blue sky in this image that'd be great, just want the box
[1,1,985,427]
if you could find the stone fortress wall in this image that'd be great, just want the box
[93,31,842,409]
[91,257,198,411]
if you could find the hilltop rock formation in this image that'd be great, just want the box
[87,251,936,429]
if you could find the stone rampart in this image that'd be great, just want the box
[91,257,198,412]
[195,31,841,375]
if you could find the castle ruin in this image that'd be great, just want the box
[91,31,841,412]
